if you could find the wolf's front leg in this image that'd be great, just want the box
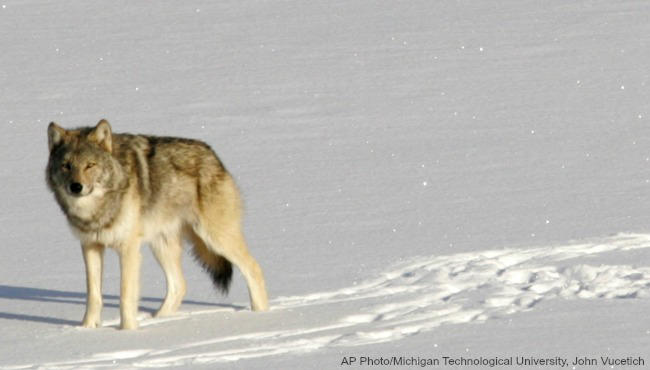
[81,243,105,328]
[117,238,142,330]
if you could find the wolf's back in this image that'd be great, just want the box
[113,133,236,294]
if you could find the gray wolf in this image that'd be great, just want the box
[46,119,269,329]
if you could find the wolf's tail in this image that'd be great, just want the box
[190,237,233,294]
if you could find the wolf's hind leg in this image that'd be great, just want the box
[81,243,104,328]
[195,221,269,312]
[151,235,186,317]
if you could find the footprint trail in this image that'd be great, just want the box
[7,233,650,369]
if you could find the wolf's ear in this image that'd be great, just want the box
[48,122,66,152]
[89,119,113,153]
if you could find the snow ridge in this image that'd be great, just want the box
[6,233,650,369]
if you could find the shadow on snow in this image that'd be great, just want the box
[0,285,244,326]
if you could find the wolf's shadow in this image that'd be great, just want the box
[0,285,244,326]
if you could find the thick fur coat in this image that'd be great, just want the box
[46,120,268,329]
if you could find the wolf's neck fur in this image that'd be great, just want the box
[62,189,122,232]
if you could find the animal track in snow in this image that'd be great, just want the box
[7,233,650,369]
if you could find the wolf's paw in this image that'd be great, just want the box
[252,302,269,312]
[80,318,101,328]
[154,306,181,318]
[120,319,139,330]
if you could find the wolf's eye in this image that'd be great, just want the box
[86,162,96,170]
[62,163,71,171]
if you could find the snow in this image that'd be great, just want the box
[2,0,650,368]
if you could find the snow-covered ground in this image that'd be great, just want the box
[2,0,650,368]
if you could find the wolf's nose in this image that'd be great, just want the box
[69,183,83,194]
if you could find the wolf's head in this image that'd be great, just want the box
[46,119,121,199]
